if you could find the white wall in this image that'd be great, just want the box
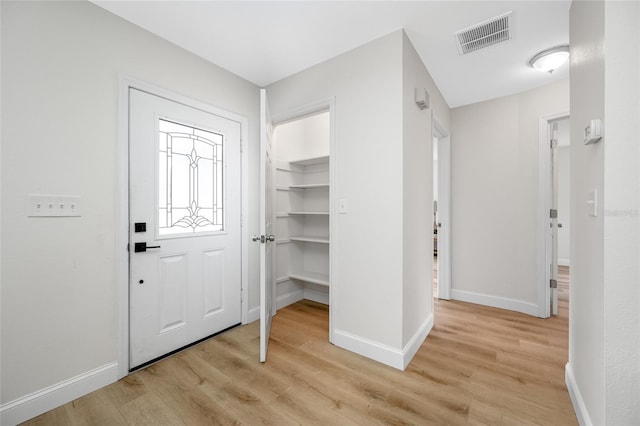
[450,80,569,315]
[556,116,571,266]
[602,1,640,424]
[268,31,405,354]
[568,1,640,425]
[0,0,259,419]
[401,32,448,351]
[567,1,605,424]
[275,112,330,162]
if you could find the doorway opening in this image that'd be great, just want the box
[273,110,331,310]
[538,113,570,318]
[433,118,451,301]
[258,94,335,362]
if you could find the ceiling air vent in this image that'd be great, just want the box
[454,11,512,55]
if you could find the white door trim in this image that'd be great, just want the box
[117,75,249,379]
[537,111,569,318]
[270,96,336,343]
[433,115,451,301]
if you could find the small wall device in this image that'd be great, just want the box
[584,119,603,145]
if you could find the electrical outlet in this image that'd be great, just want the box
[28,194,82,217]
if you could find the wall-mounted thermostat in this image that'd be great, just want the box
[584,119,603,145]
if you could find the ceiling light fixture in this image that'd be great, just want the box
[529,45,570,74]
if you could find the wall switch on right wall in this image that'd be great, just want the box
[339,198,348,214]
[587,189,598,217]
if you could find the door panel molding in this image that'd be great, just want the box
[117,75,249,379]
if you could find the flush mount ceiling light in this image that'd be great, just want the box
[529,45,570,73]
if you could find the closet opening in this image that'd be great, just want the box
[273,110,332,320]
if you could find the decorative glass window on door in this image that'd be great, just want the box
[158,118,224,236]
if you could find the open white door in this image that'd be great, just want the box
[435,121,451,300]
[550,122,559,315]
[256,89,276,362]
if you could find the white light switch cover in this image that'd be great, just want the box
[339,198,348,214]
[587,189,598,217]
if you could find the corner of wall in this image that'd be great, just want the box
[565,363,594,426]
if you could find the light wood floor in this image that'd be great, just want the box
[24,267,574,425]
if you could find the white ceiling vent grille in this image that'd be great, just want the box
[455,12,512,55]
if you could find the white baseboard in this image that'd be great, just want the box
[558,258,571,267]
[565,363,593,426]
[333,315,433,371]
[247,305,260,323]
[276,289,304,310]
[402,314,433,369]
[0,362,118,426]
[303,288,329,305]
[333,329,405,370]
[451,289,539,316]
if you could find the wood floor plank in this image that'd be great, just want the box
[22,266,576,425]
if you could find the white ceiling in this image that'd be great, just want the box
[93,1,570,108]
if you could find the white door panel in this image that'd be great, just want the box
[259,89,276,362]
[129,88,242,369]
[550,122,559,316]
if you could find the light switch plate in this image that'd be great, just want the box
[587,189,598,217]
[28,194,82,217]
[339,198,348,214]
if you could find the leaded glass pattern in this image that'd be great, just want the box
[158,118,224,236]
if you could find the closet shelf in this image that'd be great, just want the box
[276,213,289,218]
[289,155,330,166]
[288,211,329,216]
[289,183,329,190]
[276,186,291,191]
[289,235,329,244]
[289,271,329,287]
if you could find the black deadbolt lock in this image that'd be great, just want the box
[134,222,147,233]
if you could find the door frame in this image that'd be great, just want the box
[537,111,569,318]
[116,76,250,379]
[433,116,451,301]
[270,96,336,343]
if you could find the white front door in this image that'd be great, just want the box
[129,88,242,369]
[258,89,276,362]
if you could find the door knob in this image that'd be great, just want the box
[252,234,275,243]
[558,223,563,228]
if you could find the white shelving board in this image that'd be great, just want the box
[288,211,329,215]
[289,183,329,190]
[289,155,330,166]
[289,271,330,287]
[289,235,330,244]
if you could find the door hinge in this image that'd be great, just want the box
[240,139,243,153]
[550,279,558,289]
[550,209,558,219]
[240,214,243,228]
[127,243,130,252]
